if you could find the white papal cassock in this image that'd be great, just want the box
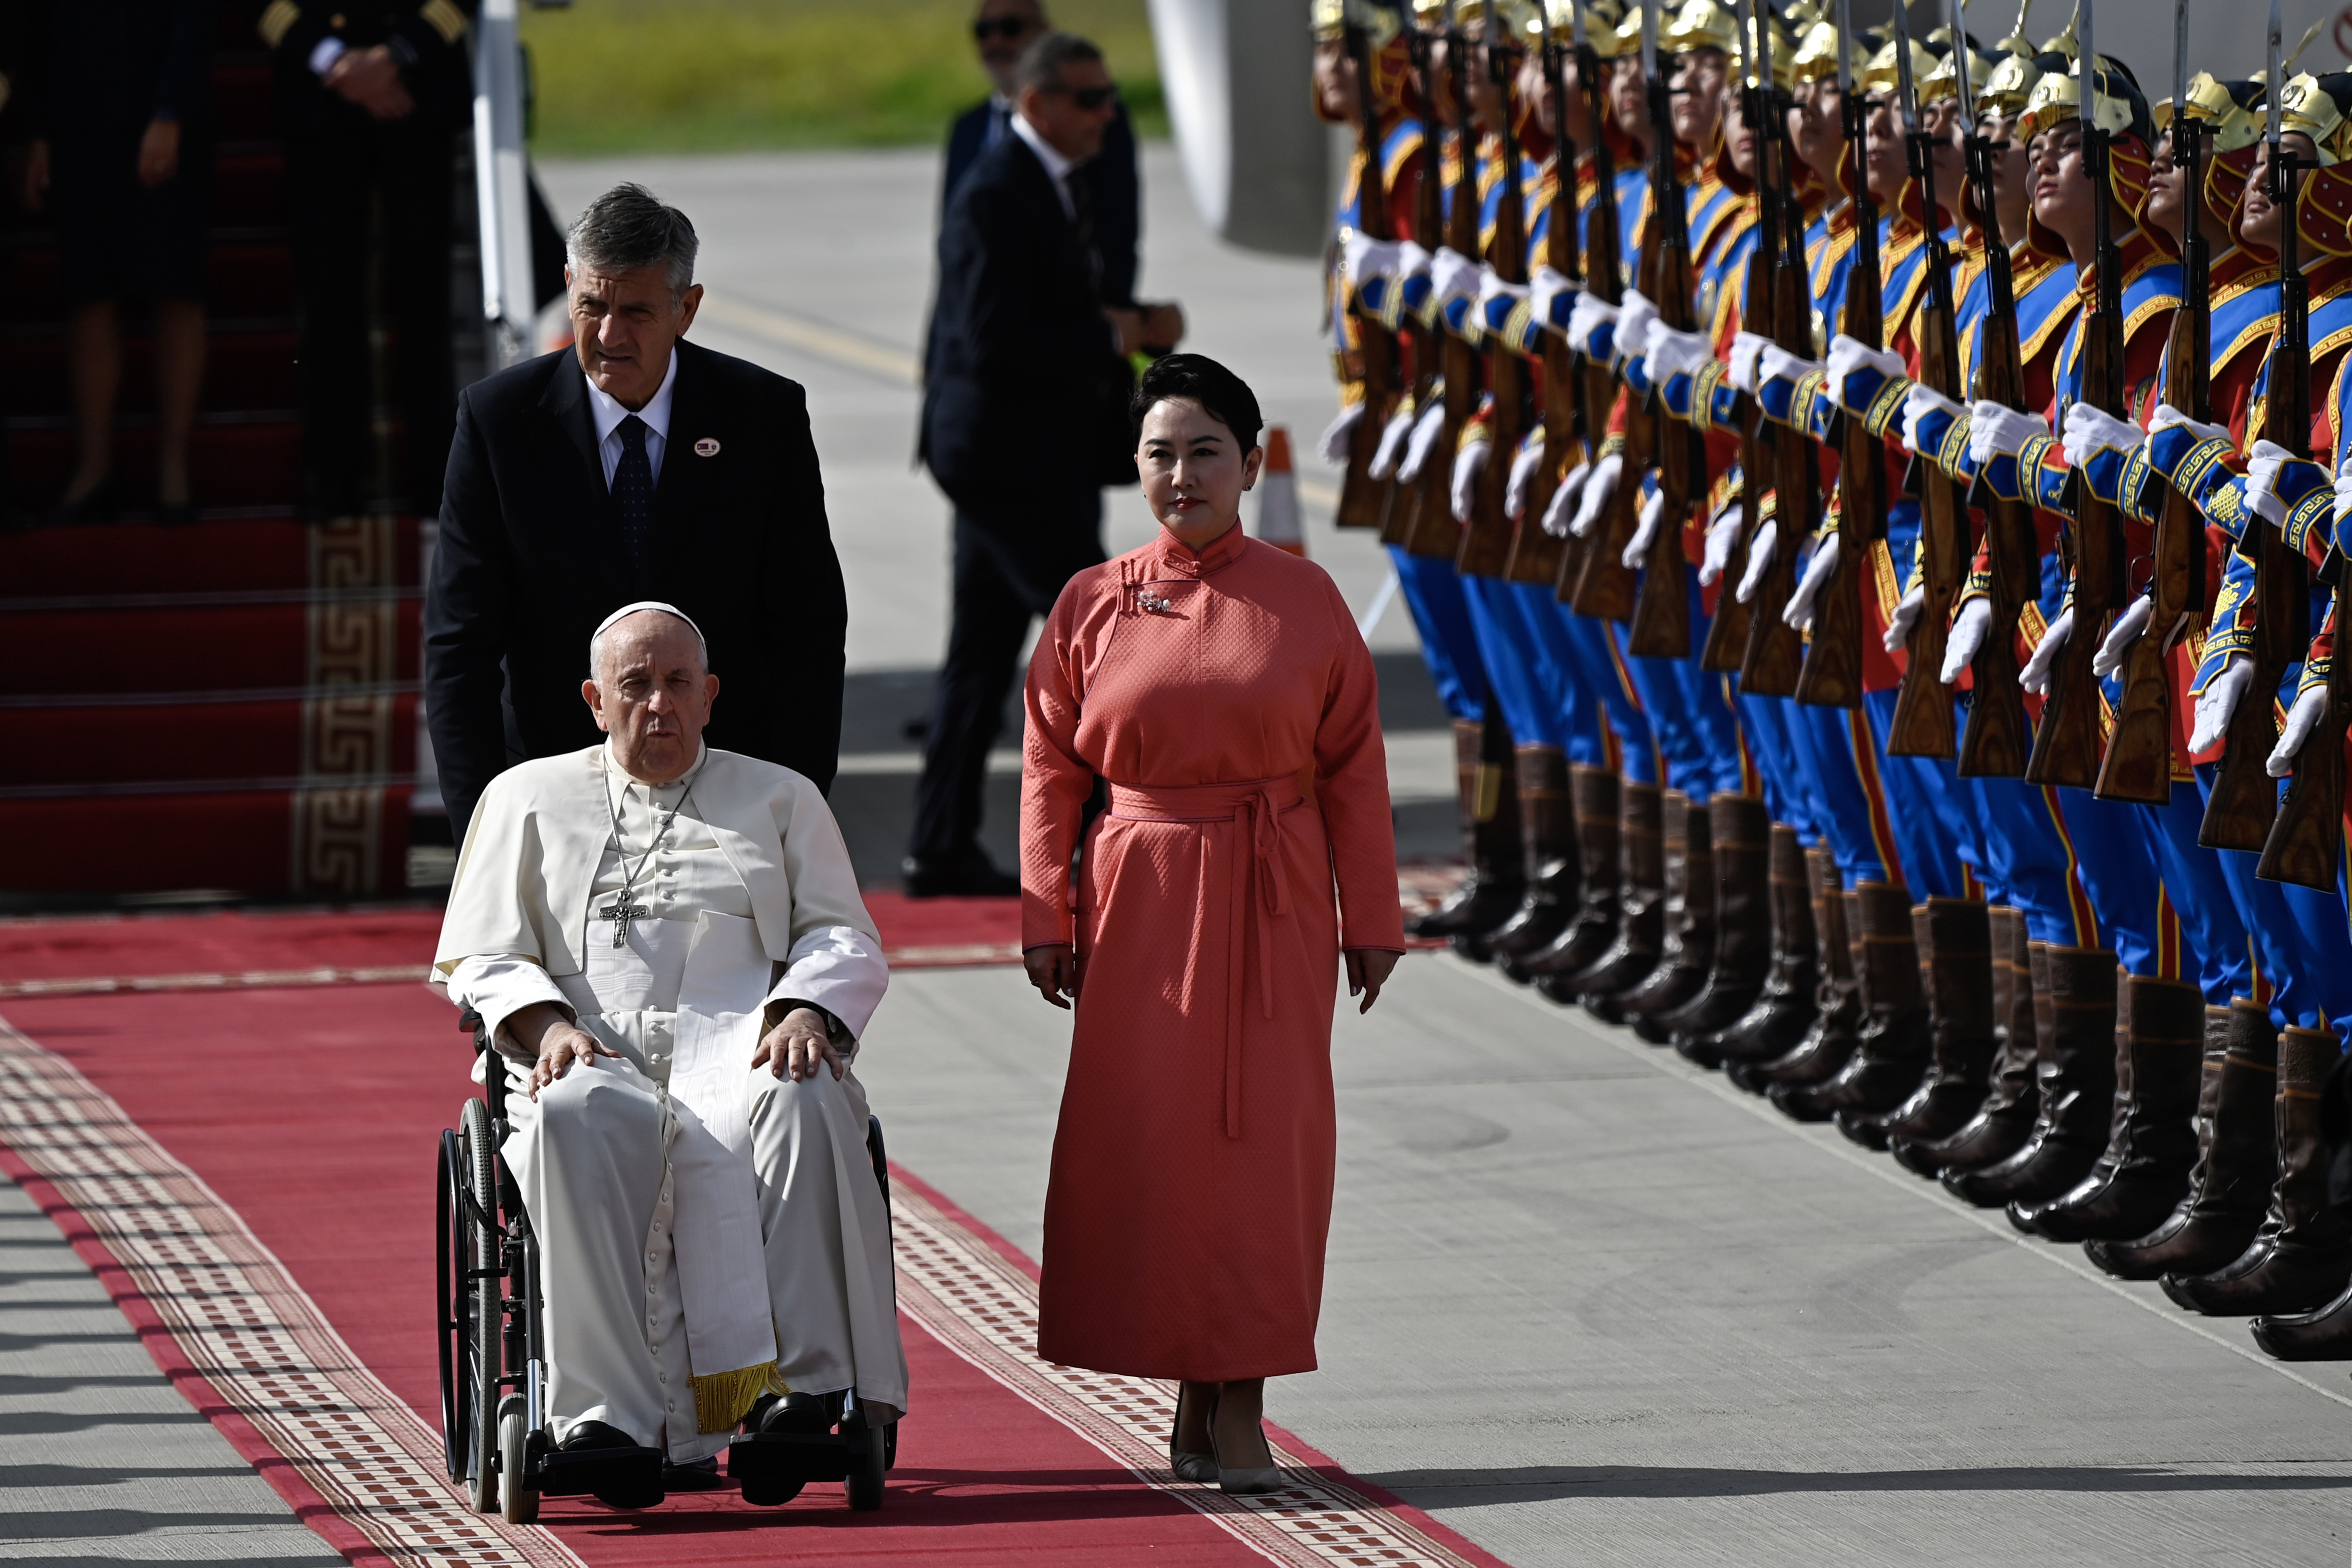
[433,742,905,1463]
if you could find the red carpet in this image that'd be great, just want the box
[0,908,1509,1566]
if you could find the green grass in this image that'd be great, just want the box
[520,0,1164,155]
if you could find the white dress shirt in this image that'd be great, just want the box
[585,348,679,489]
[1010,110,1081,222]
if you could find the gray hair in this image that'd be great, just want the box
[1015,31,1103,96]
[589,607,709,680]
[566,184,699,301]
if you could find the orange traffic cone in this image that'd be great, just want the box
[1256,426,1306,556]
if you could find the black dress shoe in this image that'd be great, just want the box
[560,1420,638,1451]
[662,1456,728,1490]
[43,473,119,528]
[901,855,1019,898]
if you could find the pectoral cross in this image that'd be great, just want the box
[601,895,649,948]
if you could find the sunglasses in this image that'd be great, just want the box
[973,17,1036,42]
[1046,83,1119,111]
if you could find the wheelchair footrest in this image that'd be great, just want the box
[728,1429,864,1488]
[526,1442,666,1500]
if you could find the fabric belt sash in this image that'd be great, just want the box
[1107,776,1303,1140]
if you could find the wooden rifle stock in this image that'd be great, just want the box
[1739,167,1812,697]
[1563,41,1634,615]
[1702,226,1777,671]
[1625,62,1699,659]
[1505,38,1583,586]
[2259,590,2350,887]
[1337,20,1401,531]
[1401,88,1487,561]
[1381,32,1449,550]
[1460,24,1528,580]
[1886,277,1963,756]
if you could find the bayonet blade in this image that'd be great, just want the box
[1952,0,1974,105]
[1641,0,1659,85]
[2173,0,2188,136]
[2079,0,2095,133]
[1894,0,1918,130]
[1834,0,1854,97]
[2267,0,2283,146]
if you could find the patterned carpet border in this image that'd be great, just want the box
[0,1015,582,1568]
[889,1177,1502,1568]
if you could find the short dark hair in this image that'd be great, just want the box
[566,183,699,300]
[1131,354,1264,452]
[1016,31,1103,95]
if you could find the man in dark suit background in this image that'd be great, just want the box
[427,184,847,844]
[909,33,1181,896]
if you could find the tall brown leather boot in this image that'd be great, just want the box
[1489,745,1577,973]
[1730,854,1859,1095]
[1841,898,1997,1150]
[1773,881,1931,1122]
[1413,718,1522,941]
[1623,794,1719,1034]
[2162,1026,2352,1316]
[1944,946,2119,1207]
[1705,826,1821,1067]
[1522,765,1622,986]
[2252,1274,2352,1360]
[2018,976,2206,1242]
[2088,1001,2278,1281]
[1544,781,1663,1007]
[1897,922,2047,1177]
[1662,795,1774,1059]
[1449,716,1525,962]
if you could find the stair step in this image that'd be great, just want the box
[214,61,275,142]
[4,788,415,896]
[9,419,308,510]
[0,516,421,596]
[0,599,422,696]
[0,693,418,788]
[4,242,294,325]
[2,330,300,418]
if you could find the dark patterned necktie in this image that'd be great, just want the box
[613,414,653,576]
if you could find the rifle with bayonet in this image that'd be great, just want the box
[1796,0,1883,706]
[1954,17,2039,775]
[2096,3,2207,801]
[1403,6,1488,559]
[1560,0,1631,605]
[1701,0,1773,671]
[1627,0,1703,656]
[2209,5,2312,845]
[1338,4,1404,531]
[1506,2,1584,585]
[1887,0,1966,755]
[1382,19,1451,547]
[1569,11,1645,617]
[2027,14,2129,786]
[1461,3,1531,575]
[1739,5,1816,694]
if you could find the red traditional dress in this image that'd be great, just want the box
[1021,522,1407,1381]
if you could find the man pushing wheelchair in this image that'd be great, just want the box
[433,602,905,1515]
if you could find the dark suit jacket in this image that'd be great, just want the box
[426,340,847,842]
[920,133,1127,503]
[939,98,1138,308]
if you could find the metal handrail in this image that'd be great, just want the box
[472,0,539,369]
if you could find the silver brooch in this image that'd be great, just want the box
[1137,592,1172,614]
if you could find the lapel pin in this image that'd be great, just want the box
[693,438,721,457]
[1137,591,1171,614]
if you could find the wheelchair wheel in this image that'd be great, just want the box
[498,1393,540,1523]
[458,1099,504,1513]
[846,1421,888,1511]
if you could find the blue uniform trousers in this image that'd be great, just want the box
[1389,546,1485,722]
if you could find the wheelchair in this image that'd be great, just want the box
[436,1008,898,1522]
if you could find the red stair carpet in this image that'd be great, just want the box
[2,2,417,898]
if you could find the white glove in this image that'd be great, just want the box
[1570,453,1622,538]
[1615,290,1660,367]
[2190,655,2256,754]
[1824,333,1908,408]
[1530,264,1577,330]
[1396,400,1449,483]
[1343,233,1401,284]
[1623,487,1667,569]
[1882,585,1926,653]
[1505,433,1547,520]
[2061,402,2143,467]
[1475,263,1530,305]
[2245,439,2300,528]
[1969,401,2050,466]
[1728,331,1771,395]
[2332,457,2352,530]
[1646,324,1713,385]
[2268,685,2331,777]
[1429,246,1481,311]
[1941,598,1993,683]
[2148,402,2231,444]
[1566,292,1620,358]
[1368,403,1418,480]
[2092,594,2154,678]
[1450,438,1491,524]
[1736,519,1778,603]
[1701,503,1743,586]
[1901,383,1967,458]
[1542,459,1591,538]
[2020,605,2073,695]
[1783,533,1841,629]
[1317,403,1365,467]
[1761,344,1824,387]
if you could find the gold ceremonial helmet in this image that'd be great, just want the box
[2017,53,2135,142]
[1317,0,1408,48]
[2154,73,2268,156]
[1922,32,1997,108]
[1859,33,1939,96]
[1736,7,1800,89]
[1666,0,1737,54]
[2278,71,2352,167]
[1789,16,1865,85]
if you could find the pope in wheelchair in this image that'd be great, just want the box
[432,602,906,1516]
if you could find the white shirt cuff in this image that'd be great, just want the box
[308,37,349,76]
[763,926,889,1041]
[444,953,572,1051]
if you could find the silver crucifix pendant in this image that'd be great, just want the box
[602,896,649,948]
